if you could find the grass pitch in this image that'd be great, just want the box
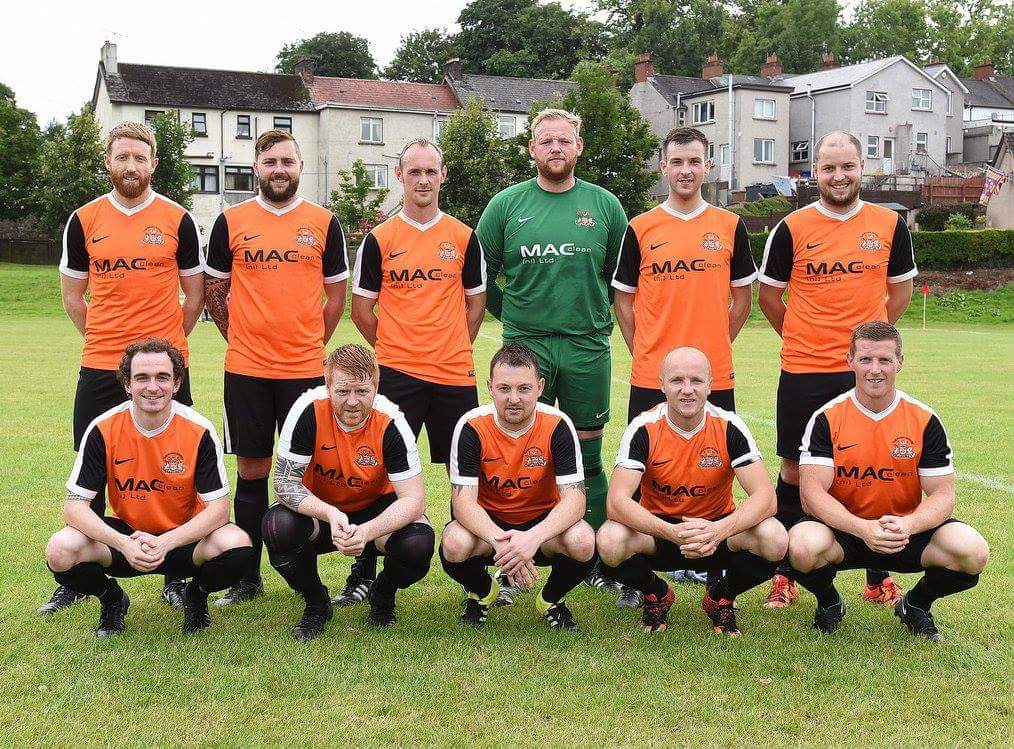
[0,265,1011,747]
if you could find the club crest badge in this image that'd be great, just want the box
[701,232,722,251]
[162,452,186,475]
[296,228,316,246]
[698,447,723,469]
[891,437,916,459]
[859,232,883,251]
[142,226,165,245]
[524,446,547,467]
[355,446,379,467]
[437,241,458,260]
[574,210,596,228]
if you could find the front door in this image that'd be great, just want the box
[883,138,895,174]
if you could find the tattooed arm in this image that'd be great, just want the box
[273,455,348,527]
[204,275,231,341]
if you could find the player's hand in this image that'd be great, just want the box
[504,559,538,591]
[119,536,161,572]
[860,519,909,554]
[879,515,913,538]
[672,518,720,558]
[131,530,173,564]
[492,529,539,573]
[328,509,351,534]
[336,524,367,556]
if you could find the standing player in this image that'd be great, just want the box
[264,344,433,639]
[349,139,485,606]
[476,108,627,597]
[204,129,348,605]
[44,339,252,637]
[598,347,786,635]
[757,131,916,608]
[47,121,204,614]
[440,344,595,630]
[791,322,988,640]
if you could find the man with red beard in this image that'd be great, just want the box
[204,129,348,605]
[47,121,204,614]
[757,131,917,608]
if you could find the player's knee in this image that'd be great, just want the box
[261,504,311,556]
[438,524,474,564]
[787,525,828,572]
[565,522,596,562]
[208,524,252,554]
[45,528,85,572]
[595,521,628,566]
[779,460,799,485]
[756,517,789,561]
[956,529,990,574]
[237,457,271,480]
[388,523,436,567]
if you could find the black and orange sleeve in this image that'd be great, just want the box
[730,218,758,285]
[800,413,833,465]
[66,428,107,498]
[204,213,232,278]
[611,225,641,293]
[450,422,482,485]
[918,415,954,475]
[176,212,202,274]
[887,214,917,283]
[352,232,383,298]
[462,230,486,294]
[323,215,348,283]
[59,212,89,279]
[758,220,793,287]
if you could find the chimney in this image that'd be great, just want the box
[634,52,655,84]
[294,57,315,84]
[819,53,837,71]
[973,59,995,80]
[761,54,783,78]
[702,54,724,79]
[444,58,463,82]
[101,41,117,75]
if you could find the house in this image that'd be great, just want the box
[628,53,793,196]
[922,62,968,165]
[960,60,1014,165]
[985,132,1014,229]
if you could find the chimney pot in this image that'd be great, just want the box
[101,41,117,75]
[634,52,655,84]
[973,59,995,80]
[444,58,463,82]
[761,54,783,77]
[702,54,724,79]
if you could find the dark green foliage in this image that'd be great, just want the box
[276,31,377,79]
[916,203,978,231]
[148,112,195,210]
[727,196,793,217]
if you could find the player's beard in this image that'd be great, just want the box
[534,154,577,185]
[111,170,149,200]
[819,178,861,207]
[259,173,299,202]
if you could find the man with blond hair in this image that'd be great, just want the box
[46,121,204,614]
[476,108,628,601]
[204,129,348,606]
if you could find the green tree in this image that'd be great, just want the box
[148,111,195,209]
[840,0,929,64]
[34,106,107,235]
[438,98,525,228]
[727,0,841,74]
[327,160,389,246]
[383,28,456,83]
[0,87,43,220]
[276,31,377,78]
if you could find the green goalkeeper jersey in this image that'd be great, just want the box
[476,178,628,339]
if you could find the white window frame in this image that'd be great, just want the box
[719,144,730,165]
[360,117,383,144]
[692,100,715,125]
[497,114,516,139]
[865,90,888,114]
[867,135,880,158]
[946,136,952,154]
[753,98,776,120]
[224,165,255,193]
[753,138,775,164]
[946,91,953,116]
[915,132,928,154]
[912,88,932,111]
[365,163,388,189]
[791,140,809,163]
[707,142,715,162]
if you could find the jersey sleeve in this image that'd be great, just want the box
[799,412,834,467]
[352,232,382,299]
[611,225,641,293]
[66,426,107,498]
[462,229,487,296]
[616,423,649,471]
[887,214,918,283]
[918,414,954,476]
[725,413,762,467]
[323,215,349,284]
[602,193,628,294]
[449,420,481,486]
[194,429,229,501]
[203,213,232,279]
[383,415,422,482]
[59,212,89,279]
[277,401,318,464]
[730,218,758,287]
[550,416,584,484]
[476,196,505,319]
[176,212,203,276]
[758,219,793,288]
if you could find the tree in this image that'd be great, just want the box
[727,0,841,74]
[276,31,377,78]
[0,87,43,220]
[34,106,107,235]
[438,98,525,228]
[148,111,195,209]
[840,0,929,65]
[383,28,456,83]
[327,160,389,246]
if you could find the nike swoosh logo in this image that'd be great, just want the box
[595,411,608,419]
[389,251,407,259]
[244,234,261,241]
[836,443,858,451]
[92,235,109,243]
[114,458,133,465]
[320,444,336,451]
[806,242,823,249]
[651,459,671,466]
[517,216,536,223]
[481,457,500,462]
[649,242,668,250]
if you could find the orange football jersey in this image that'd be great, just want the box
[60,192,201,369]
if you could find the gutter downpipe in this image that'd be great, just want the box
[728,74,734,189]
[807,84,815,178]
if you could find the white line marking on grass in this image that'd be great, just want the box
[958,472,1014,494]
[741,412,777,428]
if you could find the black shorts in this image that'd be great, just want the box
[830,518,962,573]
[73,366,193,449]
[223,371,324,457]
[627,384,735,423]
[308,493,399,556]
[646,514,737,571]
[776,370,854,460]
[101,517,201,579]
[443,510,556,565]
[379,366,478,464]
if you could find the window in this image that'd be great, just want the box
[433,117,448,139]
[753,99,775,119]
[866,135,880,158]
[692,100,715,124]
[707,142,715,161]
[915,132,928,154]
[676,106,686,126]
[144,109,165,125]
[791,140,809,162]
[224,166,255,192]
[365,163,388,189]
[946,136,953,154]
[273,116,292,133]
[911,89,932,111]
[191,165,218,193]
[360,117,383,144]
[946,91,952,116]
[719,144,730,165]
[191,112,207,137]
[753,138,774,163]
[236,115,251,139]
[498,114,517,139]
[865,91,888,113]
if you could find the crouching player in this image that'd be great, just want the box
[598,347,787,635]
[791,322,988,640]
[440,343,595,630]
[264,344,433,639]
[44,339,252,637]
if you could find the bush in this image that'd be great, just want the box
[916,203,978,231]
[728,196,793,217]
[944,213,973,231]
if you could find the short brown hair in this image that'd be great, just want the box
[489,342,541,377]
[399,138,443,167]
[531,108,582,136]
[255,129,301,159]
[325,343,378,383]
[117,338,184,387]
[851,321,902,357]
[660,127,709,160]
[815,131,863,163]
[106,121,157,158]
